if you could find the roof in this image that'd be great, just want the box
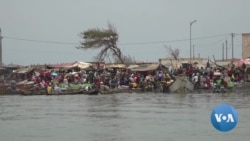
[47,61,92,69]
[105,64,126,68]
[131,63,165,71]
[13,67,34,74]
[74,61,93,69]
[47,62,75,69]
[127,64,139,69]
[3,64,22,69]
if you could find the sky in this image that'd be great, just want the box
[0,0,250,65]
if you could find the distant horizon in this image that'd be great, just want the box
[2,56,246,67]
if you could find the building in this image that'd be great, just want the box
[159,57,208,69]
[159,57,235,69]
[242,33,250,59]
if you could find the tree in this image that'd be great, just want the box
[77,23,124,63]
[164,45,180,60]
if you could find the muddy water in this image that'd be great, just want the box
[0,92,249,141]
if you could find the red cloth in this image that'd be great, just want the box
[187,67,193,75]
[95,80,101,87]
[205,77,211,89]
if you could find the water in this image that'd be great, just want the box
[0,92,250,141]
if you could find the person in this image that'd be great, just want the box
[63,77,69,85]
[192,73,198,84]
[10,80,17,90]
[47,83,53,94]
[95,76,101,88]
[110,77,118,88]
[187,65,193,80]
[213,76,223,92]
[74,73,80,84]
[54,84,62,94]
[88,71,94,83]
[205,75,212,89]
[227,78,234,89]
[159,71,164,80]
[100,81,110,92]
[215,77,222,87]
[192,73,199,88]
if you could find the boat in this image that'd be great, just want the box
[213,81,250,94]
[21,89,46,95]
[169,75,194,93]
[21,88,86,96]
[99,88,136,94]
[82,88,99,95]
[20,83,88,95]
[0,84,11,95]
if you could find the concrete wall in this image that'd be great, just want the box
[242,33,250,59]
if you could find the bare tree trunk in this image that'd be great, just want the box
[110,46,124,63]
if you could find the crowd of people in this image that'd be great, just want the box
[2,62,250,94]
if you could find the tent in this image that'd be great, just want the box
[233,59,250,67]
[105,64,126,69]
[127,64,139,69]
[73,61,92,69]
[13,67,34,74]
[47,62,75,69]
[47,61,92,69]
[131,63,167,72]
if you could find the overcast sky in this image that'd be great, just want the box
[1,0,249,65]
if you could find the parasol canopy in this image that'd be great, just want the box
[213,71,221,76]
[51,72,58,76]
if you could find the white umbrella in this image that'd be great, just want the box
[51,72,58,76]
[213,72,221,76]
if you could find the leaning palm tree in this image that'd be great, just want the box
[77,23,124,63]
[164,45,180,60]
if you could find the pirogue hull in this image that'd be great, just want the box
[169,76,194,94]
[21,89,87,95]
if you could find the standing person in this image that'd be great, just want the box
[187,65,193,80]
[205,75,212,89]
[227,78,234,89]
[192,73,199,88]
[158,71,163,81]
[74,73,80,84]
[54,84,62,94]
[63,76,69,85]
[47,83,53,94]
[88,71,94,83]
[95,76,101,88]
[10,79,17,90]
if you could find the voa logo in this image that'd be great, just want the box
[214,113,235,123]
[210,103,238,132]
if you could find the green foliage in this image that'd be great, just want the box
[83,28,117,40]
[78,23,124,63]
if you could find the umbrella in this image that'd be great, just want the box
[51,72,58,76]
[213,72,221,76]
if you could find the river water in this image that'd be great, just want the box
[0,92,250,141]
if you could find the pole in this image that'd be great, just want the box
[222,43,224,60]
[190,23,191,64]
[193,44,195,59]
[0,28,2,66]
[226,40,228,60]
[231,33,234,60]
[190,20,197,64]
[213,55,217,66]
